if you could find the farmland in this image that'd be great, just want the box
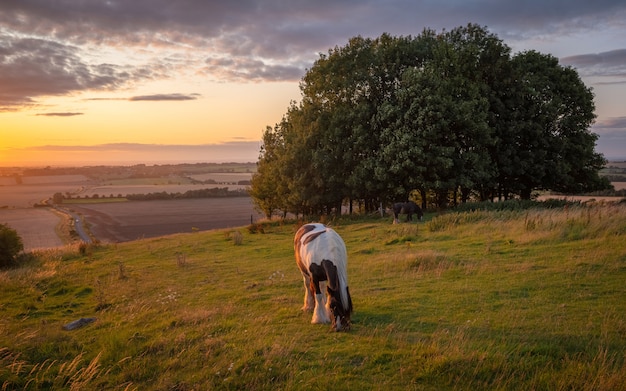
[2,161,624,252]
[1,203,625,389]
[0,208,65,250]
[1,164,257,250]
[68,198,264,243]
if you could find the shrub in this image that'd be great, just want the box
[0,223,24,268]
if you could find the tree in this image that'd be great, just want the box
[250,126,286,218]
[507,50,607,199]
[0,223,24,268]
[377,25,498,207]
[52,192,64,204]
[249,26,608,215]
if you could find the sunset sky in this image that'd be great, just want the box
[1,1,626,166]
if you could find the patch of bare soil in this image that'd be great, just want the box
[70,197,264,243]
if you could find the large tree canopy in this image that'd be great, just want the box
[250,24,609,218]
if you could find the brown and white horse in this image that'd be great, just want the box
[294,223,353,331]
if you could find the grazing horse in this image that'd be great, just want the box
[294,223,353,331]
[393,201,423,224]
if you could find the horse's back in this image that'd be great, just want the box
[295,224,346,265]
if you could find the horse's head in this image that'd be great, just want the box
[327,286,352,332]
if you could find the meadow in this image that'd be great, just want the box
[1,201,625,390]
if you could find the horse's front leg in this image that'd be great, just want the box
[301,275,315,312]
[310,278,330,324]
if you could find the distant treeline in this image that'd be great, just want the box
[125,187,249,201]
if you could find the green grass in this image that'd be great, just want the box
[2,203,626,390]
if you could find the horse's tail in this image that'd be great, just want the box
[340,276,353,314]
[334,237,352,314]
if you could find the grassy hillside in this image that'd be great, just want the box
[2,202,626,390]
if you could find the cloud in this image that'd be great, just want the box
[202,57,304,82]
[593,117,626,132]
[0,36,154,111]
[129,93,200,101]
[35,112,83,117]
[2,0,626,111]
[560,49,626,77]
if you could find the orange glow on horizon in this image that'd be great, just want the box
[1,81,300,166]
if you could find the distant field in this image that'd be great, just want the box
[607,161,626,168]
[187,172,252,183]
[0,178,247,208]
[69,197,264,243]
[101,176,194,186]
[63,197,128,204]
[0,184,89,208]
[79,183,249,198]
[20,175,90,185]
[0,208,65,251]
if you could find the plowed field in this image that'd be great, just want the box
[69,197,264,243]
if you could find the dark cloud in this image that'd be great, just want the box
[1,0,626,110]
[560,49,626,77]
[202,57,304,82]
[35,112,83,117]
[129,93,200,101]
[594,117,626,131]
[0,36,155,111]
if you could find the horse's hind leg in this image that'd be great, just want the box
[310,278,330,324]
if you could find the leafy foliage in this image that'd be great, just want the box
[0,223,24,268]
[251,24,609,218]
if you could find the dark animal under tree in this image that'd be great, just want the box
[392,201,423,224]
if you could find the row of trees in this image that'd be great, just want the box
[52,188,248,203]
[125,188,248,201]
[250,24,609,218]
